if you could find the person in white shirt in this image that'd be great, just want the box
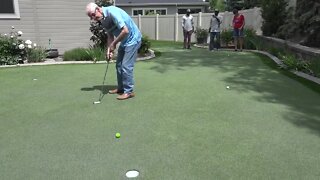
[182,9,194,49]
[209,9,223,51]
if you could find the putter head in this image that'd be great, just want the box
[93,101,101,104]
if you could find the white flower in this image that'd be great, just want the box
[13,43,16,46]
[11,26,15,29]
[25,40,32,45]
[18,44,25,49]
[17,31,23,36]
[10,35,14,38]
[4,34,7,36]
[27,45,32,49]
[33,43,37,47]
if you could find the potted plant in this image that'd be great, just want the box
[45,38,59,58]
[195,27,209,44]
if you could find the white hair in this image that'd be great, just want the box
[86,2,98,15]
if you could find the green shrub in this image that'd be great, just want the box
[0,26,42,65]
[86,47,105,62]
[27,47,47,63]
[63,48,92,61]
[0,27,25,65]
[308,59,320,77]
[138,35,151,55]
[268,47,285,58]
[220,29,233,47]
[195,27,209,44]
[243,27,257,49]
[278,53,298,70]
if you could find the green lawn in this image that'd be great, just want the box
[1,41,320,179]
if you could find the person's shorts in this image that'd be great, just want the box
[233,28,244,37]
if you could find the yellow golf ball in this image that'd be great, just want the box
[115,133,121,138]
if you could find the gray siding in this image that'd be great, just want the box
[0,0,92,54]
[0,0,36,42]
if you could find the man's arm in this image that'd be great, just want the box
[110,25,129,51]
[106,26,129,59]
[106,32,114,60]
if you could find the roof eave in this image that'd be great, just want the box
[117,3,209,6]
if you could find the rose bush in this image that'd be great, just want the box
[0,26,46,65]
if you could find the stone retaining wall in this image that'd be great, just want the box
[257,36,320,61]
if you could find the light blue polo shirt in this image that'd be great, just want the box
[102,6,141,47]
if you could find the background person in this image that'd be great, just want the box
[232,8,245,51]
[86,3,142,100]
[182,9,194,49]
[209,9,223,51]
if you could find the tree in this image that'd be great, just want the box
[277,0,320,47]
[260,0,288,36]
[224,0,259,11]
[293,0,319,47]
[243,0,260,9]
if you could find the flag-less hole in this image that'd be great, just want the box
[126,170,139,178]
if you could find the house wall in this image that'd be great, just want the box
[0,0,37,43]
[0,0,92,54]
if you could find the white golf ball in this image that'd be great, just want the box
[226,86,230,89]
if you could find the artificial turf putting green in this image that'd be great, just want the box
[1,42,320,179]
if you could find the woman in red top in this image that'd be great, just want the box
[232,8,245,51]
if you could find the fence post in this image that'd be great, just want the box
[138,14,142,30]
[175,13,179,42]
[198,12,202,27]
[156,14,159,40]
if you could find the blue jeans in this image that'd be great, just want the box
[116,41,141,94]
[233,28,244,37]
[209,32,220,50]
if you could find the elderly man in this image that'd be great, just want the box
[86,3,142,100]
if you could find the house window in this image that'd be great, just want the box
[145,9,155,15]
[156,10,166,15]
[133,10,143,16]
[0,0,20,19]
[178,8,202,14]
[132,9,167,16]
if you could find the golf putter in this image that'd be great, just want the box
[93,52,111,104]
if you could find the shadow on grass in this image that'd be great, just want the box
[81,85,117,94]
[151,45,320,136]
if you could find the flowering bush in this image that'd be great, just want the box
[0,26,45,65]
[194,27,209,44]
